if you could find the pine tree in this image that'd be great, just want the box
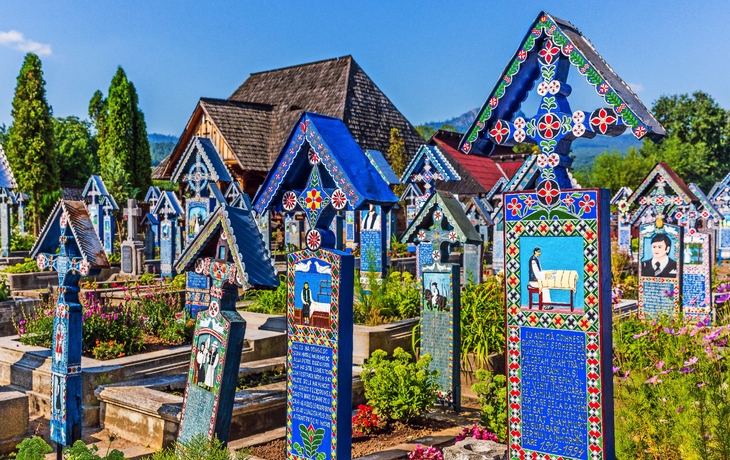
[387,127,408,196]
[5,53,59,235]
[92,67,151,201]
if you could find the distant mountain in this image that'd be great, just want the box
[420,109,643,168]
[420,108,479,133]
[148,133,179,144]
[148,133,179,166]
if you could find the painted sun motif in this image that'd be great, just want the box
[305,190,323,211]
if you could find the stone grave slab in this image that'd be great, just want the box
[420,262,460,410]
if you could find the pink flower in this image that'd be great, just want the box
[645,375,662,385]
[684,356,698,367]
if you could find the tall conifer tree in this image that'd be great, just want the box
[387,127,408,196]
[6,53,59,235]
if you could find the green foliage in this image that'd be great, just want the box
[242,274,286,314]
[460,276,505,370]
[13,297,54,347]
[11,231,35,251]
[354,270,420,325]
[388,127,408,196]
[15,436,52,460]
[0,274,10,302]
[361,347,439,423]
[5,53,59,234]
[613,315,730,458]
[93,67,151,200]
[63,440,126,460]
[143,434,250,460]
[415,124,435,141]
[471,369,507,442]
[168,273,186,290]
[2,257,41,273]
[572,147,653,196]
[53,116,99,186]
[91,339,126,360]
[150,142,175,166]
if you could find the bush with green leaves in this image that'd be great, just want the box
[354,270,420,325]
[11,231,35,251]
[242,274,287,314]
[143,433,250,460]
[1,257,41,273]
[15,438,125,460]
[460,275,505,370]
[361,347,439,423]
[15,437,52,460]
[471,369,507,442]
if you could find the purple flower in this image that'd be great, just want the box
[677,406,684,413]
[679,367,695,374]
[698,382,707,388]
[645,375,662,385]
[663,327,675,335]
[633,330,650,339]
[656,361,665,370]
[612,365,620,374]
[684,356,698,367]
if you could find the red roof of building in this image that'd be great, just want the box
[429,130,524,196]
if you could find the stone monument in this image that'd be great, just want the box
[120,199,144,276]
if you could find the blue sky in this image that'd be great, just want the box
[0,1,728,135]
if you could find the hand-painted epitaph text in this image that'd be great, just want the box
[520,327,587,460]
[290,342,333,436]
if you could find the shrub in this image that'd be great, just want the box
[63,440,126,460]
[92,339,126,360]
[13,298,55,347]
[16,437,52,460]
[10,231,35,251]
[143,434,250,460]
[130,282,184,336]
[454,424,499,442]
[361,347,439,423]
[471,369,507,442]
[243,275,286,314]
[2,257,40,273]
[352,404,379,436]
[82,293,144,356]
[354,270,420,325]
[407,445,443,460]
[460,275,505,370]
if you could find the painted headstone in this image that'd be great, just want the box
[288,218,303,250]
[31,201,109,447]
[16,192,27,235]
[0,188,15,257]
[420,262,460,410]
[100,195,118,256]
[504,187,613,460]
[82,176,115,245]
[142,213,159,261]
[345,211,356,252]
[400,183,422,227]
[144,186,162,249]
[400,191,482,283]
[287,248,353,460]
[176,205,278,444]
[253,113,397,459]
[400,144,461,218]
[170,137,233,315]
[360,204,386,286]
[682,230,712,322]
[638,222,682,319]
[154,191,183,279]
[611,187,633,254]
[120,199,144,276]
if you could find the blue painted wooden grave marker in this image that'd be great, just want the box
[0,188,15,257]
[154,191,183,279]
[170,137,233,316]
[100,195,118,257]
[456,10,675,459]
[31,201,109,448]
[420,262,460,410]
[176,205,278,444]
[253,112,398,460]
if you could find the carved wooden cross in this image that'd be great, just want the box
[487,38,628,187]
[415,206,460,262]
[185,152,212,195]
[123,199,143,241]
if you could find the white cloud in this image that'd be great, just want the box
[0,29,51,56]
[628,82,644,93]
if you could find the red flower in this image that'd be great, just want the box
[507,197,523,216]
[579,194,595,213]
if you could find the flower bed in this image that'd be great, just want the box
[14,280,193,359]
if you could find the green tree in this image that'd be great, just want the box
[387,127,408,196]
[92,67,151,201]
[5,53,59,235]
[572,147,653,195]
[640,92,730,190]
[53,116,99,186]
[415,124,435,141]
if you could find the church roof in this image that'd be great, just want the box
[174,205,278,290]
[154,56,423,180]
[459,11,665,157]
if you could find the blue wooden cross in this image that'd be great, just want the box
[486,38,628,188]
[37,213,100,448]
[414,206,460,279]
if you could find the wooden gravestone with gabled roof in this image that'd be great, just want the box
[176,205,278,444]
[611,186,633,254]
[31,201,109,449]
[254,111,398,460]
[400,145,461,226]
[171,137,233,315]
[154,191,184,279]
[82,176,117,255]
[400,190,483,284]
[0,145,17,257]
[457,11,669,460]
